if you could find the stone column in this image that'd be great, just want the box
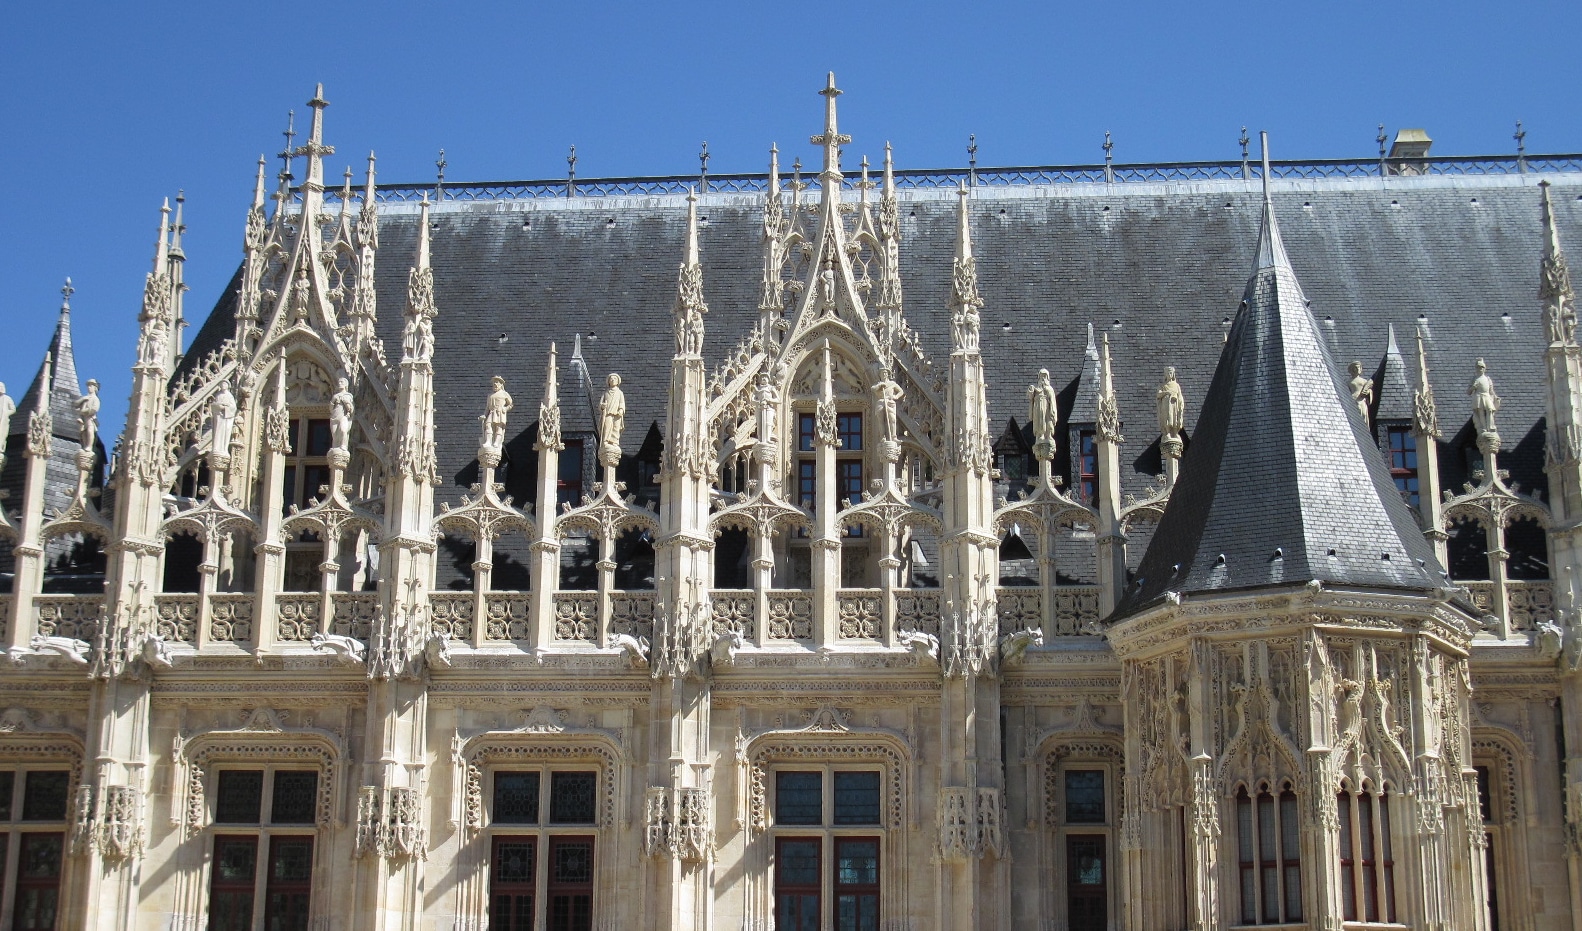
[811,342,841,645]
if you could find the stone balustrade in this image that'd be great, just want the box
[1460,579,1555,635]
[152,593,200,644]
[34,594,104,643]
[207,594,254,644]
[836,590,882,639]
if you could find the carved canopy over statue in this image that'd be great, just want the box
[1028,368,1057,461]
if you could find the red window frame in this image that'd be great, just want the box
[547,835,594,931]
[490,835,537,931]
[207,835,258,931]
[12,832,64,931]
[774,836,821,931]
[834,836,880,931]
[262,835,314,931]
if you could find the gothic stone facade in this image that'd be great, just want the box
[0,80,1579,931]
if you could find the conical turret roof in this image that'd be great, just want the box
[1113,138,1445,618]
[12,283,83,438]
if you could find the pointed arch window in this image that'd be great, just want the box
[1235,784,1301,925]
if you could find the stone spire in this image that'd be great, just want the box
[15,280,83,439]
[167,192,188,370]
[810,71,850,187]
[537,342,562,453]
[1114,133,1446,618]
[1542,180,1577,346]
[674,189,707,359]
[949,184,983,354]
[1374,324,1414,424]
[348,152,380,344]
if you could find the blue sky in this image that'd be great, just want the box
[2,0,1578,437]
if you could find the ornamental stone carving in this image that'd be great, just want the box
[598,373,625,467]
[1029,368,1057,460]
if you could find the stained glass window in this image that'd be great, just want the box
[263,836,314,930]
[775,837,821,931]
[1064,770,1105,824]
[208,836,259,931]
[215,770,264,825]
[21,771,69,822]
[494,772,541,825]
[833,772,880,826]
[271,771,318,825]
[835,838,880,931]
[549,837,594,931]
[491,837,536,931]
[776,771,822,826]
[549,772,597,825]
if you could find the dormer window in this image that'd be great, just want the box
[1076,430,1097,503]
[1385,426,1419,508]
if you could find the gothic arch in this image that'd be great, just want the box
[172,709,345,836]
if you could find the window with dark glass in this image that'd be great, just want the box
[0,769,71,931]
[1066,835,1107,931]
[776,837,821,931]
[205,768,320,931]
[1064,770,1105,824]
[1077,430,1097,502]
[838,460,865,536]
[837,412,863,451]
[494,772,541,825]
[833,772,881,826]
[798,413,816,453]
[772,768,885,930]
[776,772,823,826]
[487,769,601,930]
[1387,426,1420,508]
[281,417,333,512]
[998,450,1027,485]
[798,461,817,511]
[491,836,536,931]
[557,440,585,509]
[1236,786,1302,924]
[1337,789,1394,924]
[547,836,594,931]
[834,837,880,931]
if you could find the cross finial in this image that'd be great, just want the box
[279,109,297,178]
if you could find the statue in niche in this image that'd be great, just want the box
[76,380,101,451]
[481,376,513,453]
[1157,366,1185,441]
[1028,368,1057,460]
[0,383,14,444]
[1469,358,1500,438]
[599,373,626,463]
[403,310,434,362]
[873,367,902,445]
[754,372,779,443]
[210,380,238,459]
[330,377,355,452]
[139,314,168,368]
[1347,361,1374,424]
[819,257,837,313]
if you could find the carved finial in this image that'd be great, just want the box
[1541,181,1576,346]
[60,277,74,311]
[1239,126,1250,179]
[1253,131,1291,273]
[153,198,172,277]
[298,84,333,189]
[402,195,436,363]
[883,142,895,195]
[1377,123,1388,175]
[1097,334,1123,443]
[538,343,563,452]
[1515,120,1528,172]
[675,189,708,356]
[698,141,710,192]
[566,144,577,197]
[951,183,982,351]
[1102,130,1114,183]
[811,71,851,182]
[967,133,978,187]
[1412,330,1438,439]
[170,190,187,259]
[279,109,297,179]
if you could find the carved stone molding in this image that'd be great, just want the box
[172,708,344,836]
[456,711,624,836]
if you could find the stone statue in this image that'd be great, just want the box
[1028,368,1057,460]
[481,376,513,453]
[403,312,434,363]
[1156,366,1185,440]
[1469,358,1500,438]
[76,380,101,451]
[0,382,15,441]
[1347,361,1374,424]
[330,377,355,452]
[210,380,238,459]
[873,368,902,445]
[599,373,626,463]
[754,372,779,443]
[139,315,168,368]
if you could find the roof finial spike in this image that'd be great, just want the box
[299,85,333,196]
[768,143,780,197]
[279,110,297,180]
[1386,322,1400,356]
[1253,131,1291,273]
[60,277,74,313]
[169,190,187,263]
[153,198,172,275]
[544,341,560,403]
[252,156,268,209]
[1086,321,1097,355]
[811,71,850,184]
[683,187,701,267]
[415,193,432,271]
[364,151,378,198]
[883,142,895,194]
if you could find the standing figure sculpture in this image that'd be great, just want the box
[754,372,779,444]
[76,380,101,451]
[1347,361,1375,425]
[1028,368,1058,461]
[330,378,355,453]
[873,368,902,446]
[404,311,434,363]
[481,376,513,454]
[1469,358,1500,442]
[210,380,238,461]
[599,373,626,466]
[1156,366,1185,442]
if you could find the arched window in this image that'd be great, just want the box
[1235,784,1301,924]
[1337,786,1395,923]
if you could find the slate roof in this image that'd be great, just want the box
[1112,182,1447,618]
[179,173,1582,514]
